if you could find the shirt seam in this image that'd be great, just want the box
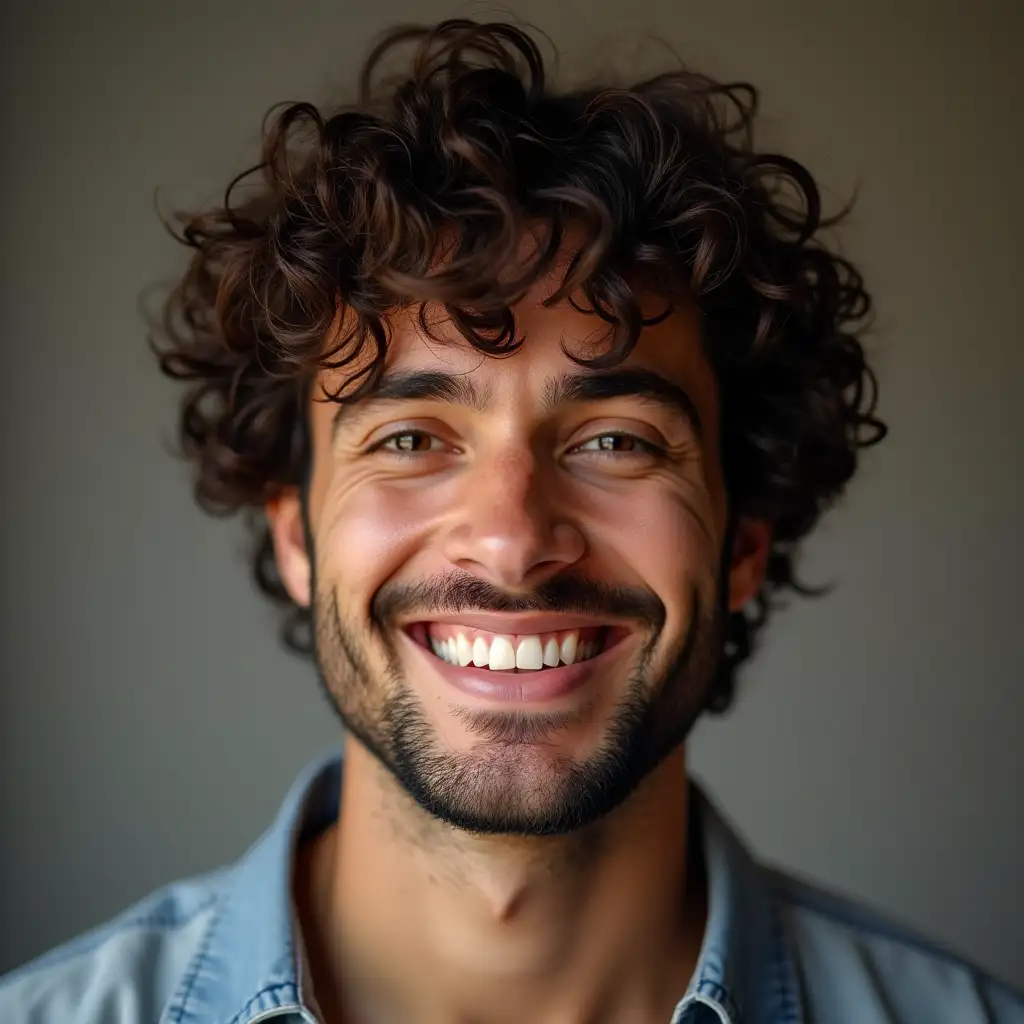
[774,875,1024,1001]
[693,978,740,1022]
[165,896,226,1024]
[0,893,221,992]
[225,981,308,1024]
[779,883,1000,975]
[767,891,803,1024]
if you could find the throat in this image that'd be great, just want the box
[305,744,701,1024]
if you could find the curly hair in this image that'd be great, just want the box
[154,18,886,713]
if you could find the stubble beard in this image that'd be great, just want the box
[311,577,724,837]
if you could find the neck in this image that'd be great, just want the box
[296,742,706,1024]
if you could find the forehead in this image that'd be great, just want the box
[321,286,713,407]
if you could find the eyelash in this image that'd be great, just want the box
[372,431,453,455]
[370,430,664,458]
[572,432,665,457]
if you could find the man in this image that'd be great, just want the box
[2,17,1021,1024]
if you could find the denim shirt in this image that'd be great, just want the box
[2,754,1021,1023]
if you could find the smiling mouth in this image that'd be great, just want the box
[406,623,628,672]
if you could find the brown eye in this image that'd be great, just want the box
[576,433,658,455]
[600,435,635,451]
[379,431,444,453]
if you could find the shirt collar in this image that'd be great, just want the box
[163,752,340,1024]
[671,786,803,1024]
[166,754,800,1024]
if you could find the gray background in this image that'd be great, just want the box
[2,0,1022,990]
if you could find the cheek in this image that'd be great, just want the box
[314,477,449,595]
[592,482,718,574]
[585,484,720,634]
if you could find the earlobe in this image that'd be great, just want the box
[266,489,312,608]
[727,518,773,612]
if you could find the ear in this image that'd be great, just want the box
[266,488,311,608]
[726,518,773,612]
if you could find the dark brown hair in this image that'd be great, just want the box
[155,19,886,712]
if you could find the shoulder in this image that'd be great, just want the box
[767,867,1024,1023]
[0,868,228,1024]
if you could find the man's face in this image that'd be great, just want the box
[272,275,762,836]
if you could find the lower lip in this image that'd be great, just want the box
[404,631,622,704]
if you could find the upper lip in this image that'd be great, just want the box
[402,613,624,634]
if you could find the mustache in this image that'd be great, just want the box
[370,571,665,630]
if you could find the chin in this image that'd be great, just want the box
[380,677,666,836]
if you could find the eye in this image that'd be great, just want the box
[572,432,663,456]
[373,430,450,455]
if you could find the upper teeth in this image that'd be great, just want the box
[428,630,597,670]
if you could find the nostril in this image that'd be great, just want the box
[443,520,586,588]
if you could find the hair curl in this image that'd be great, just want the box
[154,19,886,712]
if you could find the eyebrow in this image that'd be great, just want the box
[332,370,488,436]
[332,367,702,438]
[543,368,703,439]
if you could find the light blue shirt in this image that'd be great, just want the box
[2,754,1021,1023]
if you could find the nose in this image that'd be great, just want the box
[441,448,585,590]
